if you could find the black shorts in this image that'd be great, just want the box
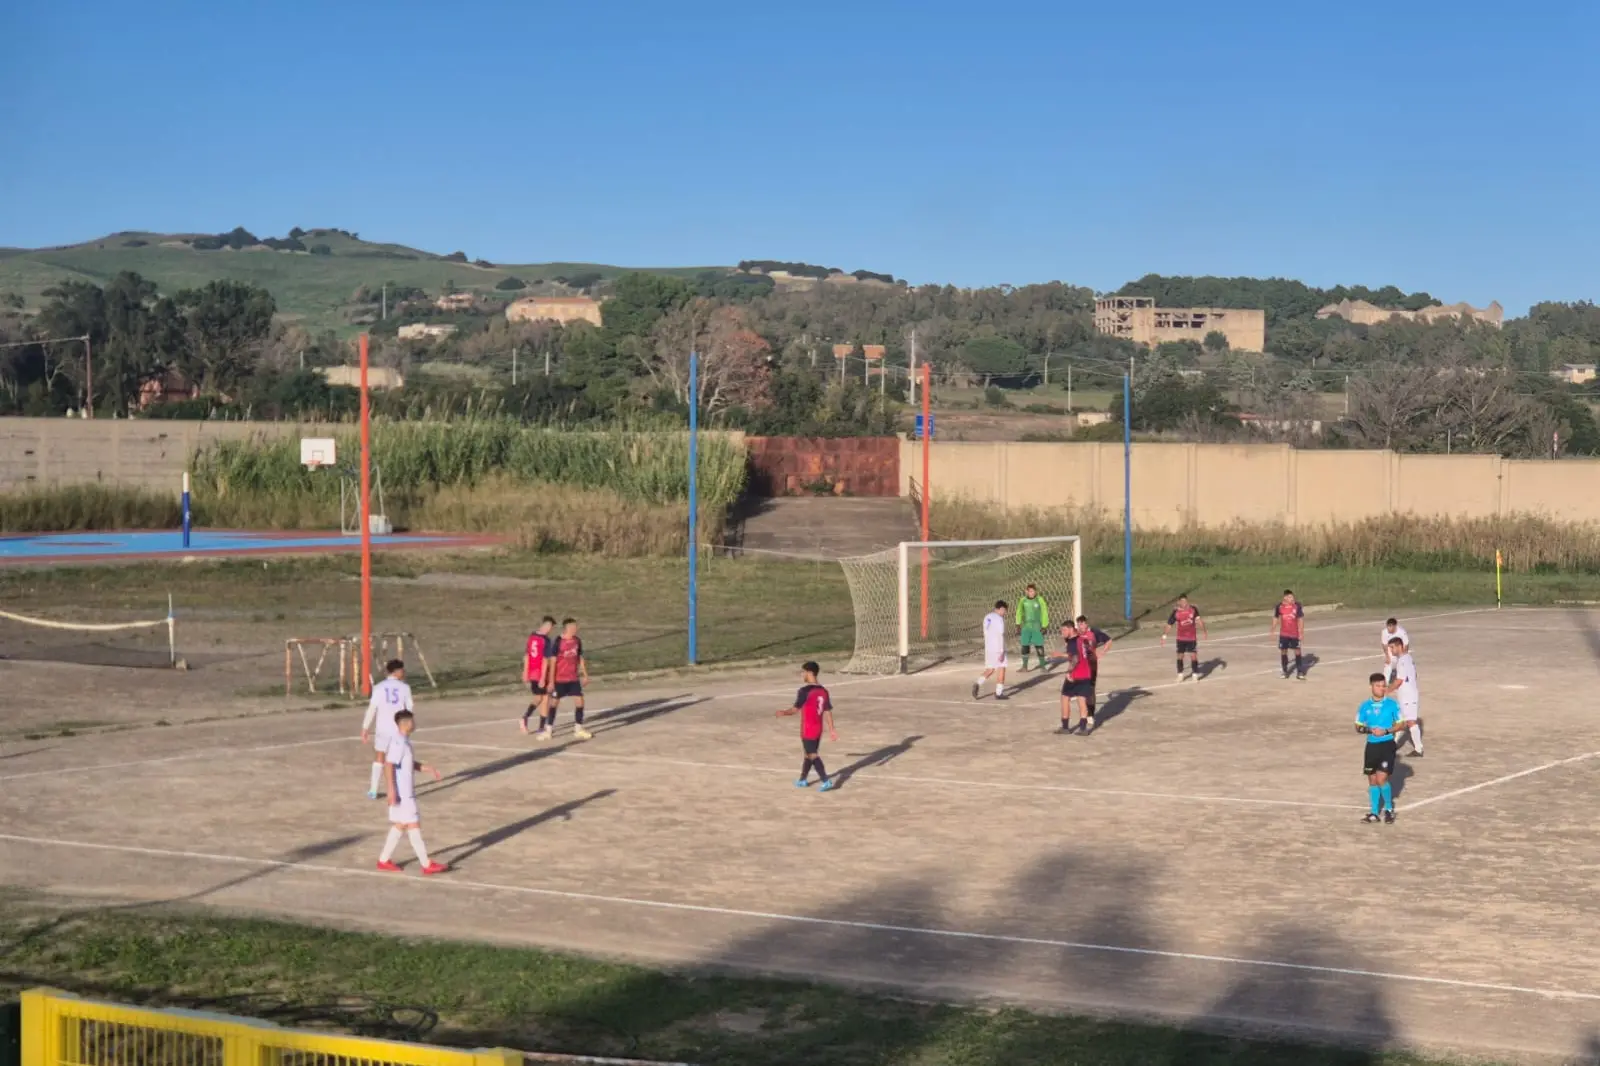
[1061,678,1096,707]
[1363,740,1397,776]
[553,681,583,699]
[802,737,821,754]
[1175,640,1197,654]
[528,681,547,697]
[1278,636,1301,651]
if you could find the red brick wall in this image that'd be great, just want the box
[745,437,900,497]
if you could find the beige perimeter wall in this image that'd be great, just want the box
[899,439,1600,528]
[0,419,326,494]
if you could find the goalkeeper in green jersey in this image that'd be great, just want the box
[1017,584,1050,671]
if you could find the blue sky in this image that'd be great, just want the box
[2,0,1595,313]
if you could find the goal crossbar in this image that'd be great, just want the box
[892,535,1082,674]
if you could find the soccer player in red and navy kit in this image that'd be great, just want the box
[535,618,591,741]
[1056,615,1112,734]
[777,661,838,792]
[1271,589,1308,681]
[1161,595,1207,681]
[519,615,557,734]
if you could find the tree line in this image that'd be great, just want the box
[3,266,1599,455]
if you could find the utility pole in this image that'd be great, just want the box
[84,334,93,418]
[1067,363,1073,411]
[544,348,551,377]
[511,345,518,386]
[908,329,917,407]
[1043,351,1050,390]
[381,283,387,321]
[299,350,304,371]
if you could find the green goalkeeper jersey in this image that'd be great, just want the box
[1018,594,1049,631]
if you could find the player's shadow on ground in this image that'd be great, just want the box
[1095,686,1152,728]
[435,789,616,865]
[1298,652,1322,676]
[1387,756,1415,800]
[1008,668,1062,695]
[1194,657,1226,680]
[832,735,924,789]
[590,696,708,734]
[0,746,55,761]
[426,746,566,796]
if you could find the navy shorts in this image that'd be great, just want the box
[802,737,821,754]
[554,681,583,699]
[1175,640,1197,654]
[1278,636,1301,651]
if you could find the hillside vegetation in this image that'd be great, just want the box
[0,227,714,333]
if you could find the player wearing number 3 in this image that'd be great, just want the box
[360,659,412,799]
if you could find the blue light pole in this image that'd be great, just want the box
[181,471,192,549]
[1123,373,1133,621]
[687,350,699,665]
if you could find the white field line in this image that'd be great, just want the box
[0,831,1593,1003]
[421,740,1359,811]
[1399,751,1600,812]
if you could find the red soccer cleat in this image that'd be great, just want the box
[420,862,450,876]
[375,860,402,872]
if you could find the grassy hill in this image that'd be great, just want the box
[0,228,721,333]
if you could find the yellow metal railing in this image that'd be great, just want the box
[20,991,520,1066]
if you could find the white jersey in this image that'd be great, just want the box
[1381,624,1410,653]
[384,736,416,800]
[982,611,1007,667]
[362,677,414,739]
[1391,652,1419,704]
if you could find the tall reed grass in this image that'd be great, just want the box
[190,421,748,531]
[930,498,1600,573]
[0,484,180,532]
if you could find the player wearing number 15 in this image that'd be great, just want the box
[1355,673,1402,825]
[360,660,412,799]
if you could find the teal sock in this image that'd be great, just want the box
[1380,782,1393,811]
[1368,785,1381,814]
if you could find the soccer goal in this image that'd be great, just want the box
[838,536,1082,674]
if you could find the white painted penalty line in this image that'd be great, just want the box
[423,740,1359,811]
[853,652,1382,708]
[1400,751,1600,812]
[0,666,977,785]
[0,831,1592,1005]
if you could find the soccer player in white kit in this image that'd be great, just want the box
[360,660,412,799]
[376,709,447,875]
[1384,636,1423,757]
[1380,618,1410,681]
[972,600,1010,701]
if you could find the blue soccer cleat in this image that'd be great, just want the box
[818,779,836,792]
[794,778,812,788]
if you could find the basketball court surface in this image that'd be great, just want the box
[1,605,1596,1061]
[0,529,497,565]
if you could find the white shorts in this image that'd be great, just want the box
[1399,699,1419,722]
[387,798,420,825]
[373,731,395,755]
[985,649,1007,670]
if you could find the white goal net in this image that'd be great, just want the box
[839,536,1082,674]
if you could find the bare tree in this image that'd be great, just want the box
[1435,370,1527,454]
[644,300,773,414]
[1345,368,1441,450]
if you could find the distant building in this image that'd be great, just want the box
[136,370,199,410]
[505,295,603,327]
[319,366,405,390]
[1239,413,1324,436]
[1315,299,1504,329]
[397,323,457,341]
[434,292,477,311]
[1094,297,1265,352]
[1553,363,1597,386]
[1073,411,1112,428]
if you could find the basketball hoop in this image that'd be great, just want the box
[301,437,336,471]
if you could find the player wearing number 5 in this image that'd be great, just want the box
[360,659,412,799]
[1355,673,1402,824]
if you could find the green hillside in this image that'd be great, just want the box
[0,228,720,333]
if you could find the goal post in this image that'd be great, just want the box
[841,535,1082,674]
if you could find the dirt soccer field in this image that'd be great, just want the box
[1,606,1597,1063]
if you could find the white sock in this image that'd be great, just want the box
[407,828,432,867]
[1409,723,1423,753]
[379,827,402,862]
[975,675,987,684]
[368,763,384,793]
[995,683,1005,696]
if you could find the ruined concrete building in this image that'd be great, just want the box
[1093,297,1265,352]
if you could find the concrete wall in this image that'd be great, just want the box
[899,438,1600,528]
[0,419,327,494]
